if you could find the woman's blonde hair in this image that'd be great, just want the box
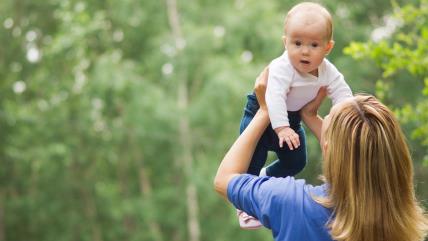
[318,94,428,241]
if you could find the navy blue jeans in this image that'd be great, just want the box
[239,93,307,177]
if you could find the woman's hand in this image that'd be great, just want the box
[254,67,269,110]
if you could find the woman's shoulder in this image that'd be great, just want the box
[260,176,330,217]
[228,174,327,205]
[228,175,332,235]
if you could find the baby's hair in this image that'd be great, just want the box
[284,2,333,41]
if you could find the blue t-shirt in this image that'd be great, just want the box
[227,174,334,241]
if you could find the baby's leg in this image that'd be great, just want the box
[266,126,307,177]
[247,142,268,175]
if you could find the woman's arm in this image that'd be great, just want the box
[300,87,327,142]
[214,68,270,200]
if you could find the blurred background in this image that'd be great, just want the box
[0,0,427,240]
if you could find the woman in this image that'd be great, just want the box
[214,68,428,241]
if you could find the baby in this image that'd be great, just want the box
[237,2,352,229]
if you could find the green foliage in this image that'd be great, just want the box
[345,0,428,166]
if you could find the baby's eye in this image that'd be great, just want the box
[311,43,319,47]
[295,41,302,46]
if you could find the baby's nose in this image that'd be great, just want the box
[302,46,310,54]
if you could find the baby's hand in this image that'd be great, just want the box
[276,127,300,150]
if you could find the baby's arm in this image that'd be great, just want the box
[265,66,300,150]
[326,70,353,105]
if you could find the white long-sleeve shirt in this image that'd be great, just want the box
[266,51,353,129]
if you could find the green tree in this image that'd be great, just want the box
[345,0,428,201]
[0,0,426,240]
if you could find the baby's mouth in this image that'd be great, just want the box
[300,60,310,65]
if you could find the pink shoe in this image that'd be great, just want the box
[237,209,262,230]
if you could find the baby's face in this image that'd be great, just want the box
[284,13,333,76]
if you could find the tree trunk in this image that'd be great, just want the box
[74,161,102,241]
[0,191,4,241]
[178,82,200,241]
[81,188,102,241]
[117,150,133,241]
[139,167,163,241]
[166,1,200,241]
[70,152,102,241]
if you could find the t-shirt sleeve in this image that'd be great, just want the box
[325,64,353,105]
[227,174,299,230]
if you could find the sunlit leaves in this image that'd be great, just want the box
[345,0,428,166]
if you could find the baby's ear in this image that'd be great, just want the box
[282,36,287,47]
[325,40,335,54]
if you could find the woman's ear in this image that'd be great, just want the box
[322,141,328,155]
